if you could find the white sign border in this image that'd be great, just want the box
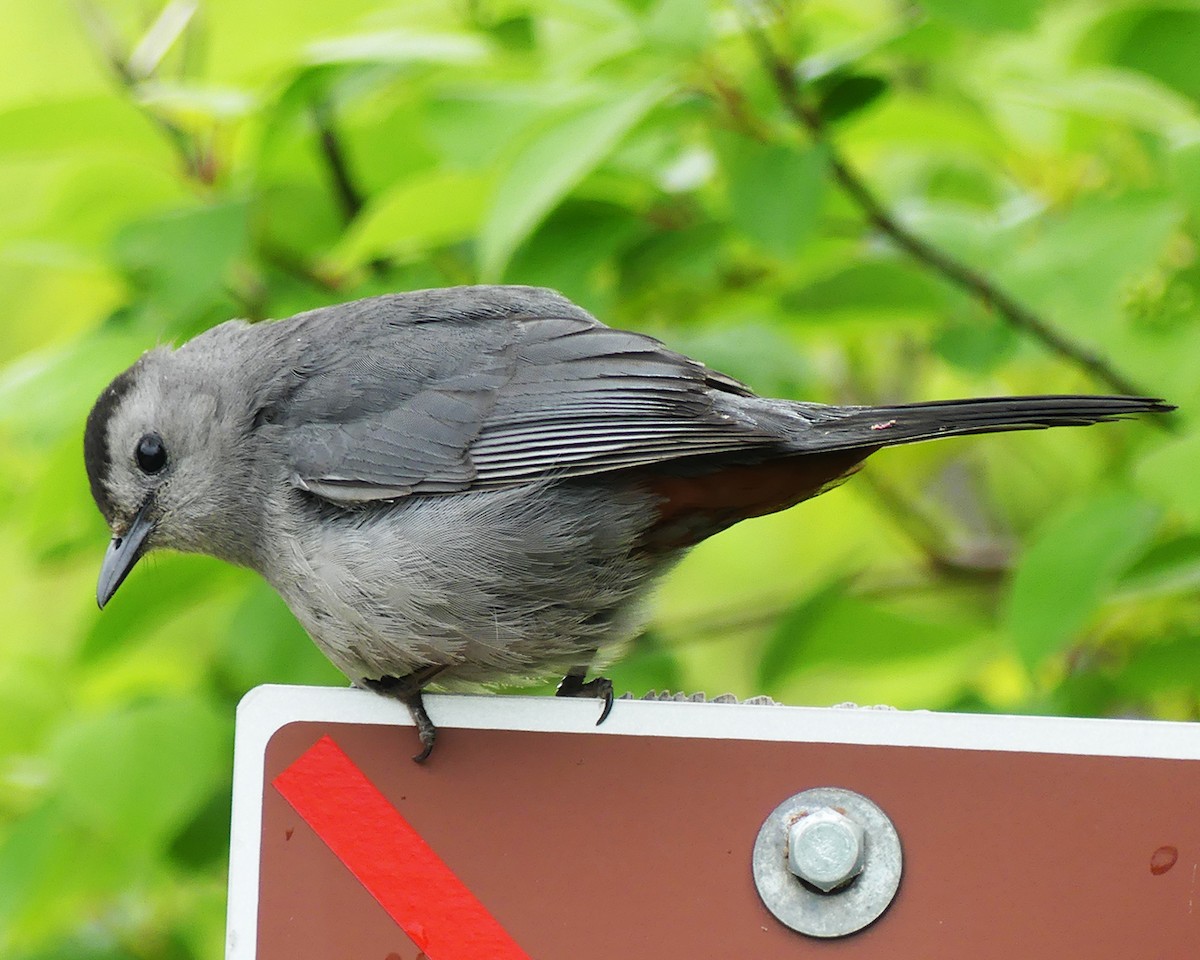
[226,685,1200,959]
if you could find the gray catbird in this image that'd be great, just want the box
[83,285,1172,758]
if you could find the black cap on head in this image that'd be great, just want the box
[84,364,140,522]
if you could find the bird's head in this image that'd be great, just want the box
[84,323,267,607]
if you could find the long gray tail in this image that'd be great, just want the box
[793,395,1174,452]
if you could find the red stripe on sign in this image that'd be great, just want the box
[273,735,532,960]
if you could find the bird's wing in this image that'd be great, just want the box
[271,286,786,504]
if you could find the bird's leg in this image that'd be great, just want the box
[363,665,446,763]
[556,659,615,726]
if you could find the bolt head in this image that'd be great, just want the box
[786,807,866,893]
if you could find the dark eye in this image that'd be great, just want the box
[135,433,167,474]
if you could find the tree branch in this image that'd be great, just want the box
[77,0,213,185]
[857,470,1011,581]
[259,241,345,292]
[310,100,365,223]
[742,20,1157,401]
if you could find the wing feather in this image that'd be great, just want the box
[273,286,780,504]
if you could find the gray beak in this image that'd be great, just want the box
[97,499,156,609]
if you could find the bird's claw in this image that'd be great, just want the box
[556,673,615,726]
[410,709,437,763]
[363,668,443,762]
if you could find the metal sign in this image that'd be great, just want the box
[228,686,1200,959]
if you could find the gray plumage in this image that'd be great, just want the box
[83,285,1173,757]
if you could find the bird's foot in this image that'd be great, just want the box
[363,665,444,762]
[556,672,615,725]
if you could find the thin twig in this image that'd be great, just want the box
[259,241,345,292]
[310,100,365,223]
[857,470,1010,581]
[742,19,1157,400]
[77,0,212,184]
[701,60,774,143]
[128,0,198,79]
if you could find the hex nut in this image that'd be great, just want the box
[786,807,866,893]
[753,786,903,937]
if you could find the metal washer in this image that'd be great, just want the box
[752,786,903,938]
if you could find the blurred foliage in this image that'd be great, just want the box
[0,0,1198,955]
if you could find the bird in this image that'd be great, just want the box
[83,285,1173,760]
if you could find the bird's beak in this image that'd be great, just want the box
[97,499,156,609]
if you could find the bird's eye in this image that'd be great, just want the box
[135,433,167,474]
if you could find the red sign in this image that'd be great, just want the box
[274,736,531,960]
[228,686,1200,959]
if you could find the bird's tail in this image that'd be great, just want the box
[790,395,1175,453]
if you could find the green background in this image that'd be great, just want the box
[2,0,1199,955]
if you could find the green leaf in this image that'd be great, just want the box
[113,200,250,325]
[539,0,641,29]
[0,329,146,445]
[606,629,684,696]
[921,0,1041,32]
[999,192,1185,343]
[816,74,888,125]
[0,800,86,944]
[757,581,972,690]
[1008,70,1200,136]
[256,180,345,256]
[0,0,109,108]
[0,96,167,160]
[618,221,726,297]
[78,554,239,664]
[1172,140,1200,220]
[932,311,1018,374]
[1005,493,1160,671]
[1117,535,1200,599]
[50,699,230,854]
[1108,10,1200,106]
[169,783,233,870]
[756,578,849,689]
[216,581,344,689]
[135,80,256,127]
[305,31,490,67]
[479,83,669,280]
[1120,634,1200,699]
[924,159,1002,208]
[506,199,641,307]
[488,16,536,53]
[1135,432,1200,526]
[200,0,402,83]
[0,669,59,757]
[0,246,128,359]
[643,0,709,52]
[328,169,492,269]
[423,91,559,168]
[782,260,942,320]
[662,322,813,399]
[717,132,827,258]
